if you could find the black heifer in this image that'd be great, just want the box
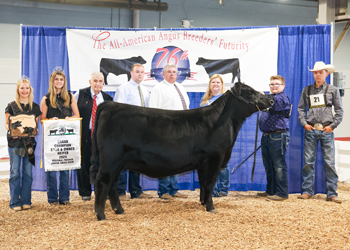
[90,82,272,220]
[196,57,241,83]
[99,56,146,84]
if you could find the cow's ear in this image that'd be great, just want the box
[234,82,241,95]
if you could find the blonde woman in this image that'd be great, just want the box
[40,67,79,205]
[5,76,41,211]
[200,74,230,197]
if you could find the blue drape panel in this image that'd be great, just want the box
[278,25,331,193]
[22,25,330,194]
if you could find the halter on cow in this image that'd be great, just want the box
[90,81,273,220]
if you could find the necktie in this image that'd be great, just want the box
[174,84,188,110]
[138,85,145,107]
[91,94,97,137]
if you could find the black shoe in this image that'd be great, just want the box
[49,202,59,206]
[257,192,269,197]
[82,196,91,201]
[59,201,71,205]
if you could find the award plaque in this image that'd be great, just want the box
[9,114,38,137]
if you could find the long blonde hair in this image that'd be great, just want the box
[49,69,70,108]
[200,74,225,106]
[15,77,34,111]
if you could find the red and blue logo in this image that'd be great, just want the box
[151,46,190,83]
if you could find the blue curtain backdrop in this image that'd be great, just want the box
[22,25,331,194]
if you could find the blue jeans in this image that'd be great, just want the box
[212,165,230,197]
[302,129,338,198]
[46,170,70,203]
[261,131,290,198]
[158,175,179,197]
[118,170,143,198]
[8,147,33,208]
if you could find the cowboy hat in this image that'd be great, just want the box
[308,61,335,74]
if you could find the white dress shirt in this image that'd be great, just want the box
[148,80,190,110]
[114,79,150,107]
[74,88,105,129]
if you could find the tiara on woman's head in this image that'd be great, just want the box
[53,66,64,74]
[21,75,30,82]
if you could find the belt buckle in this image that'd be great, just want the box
[314,123,323,131]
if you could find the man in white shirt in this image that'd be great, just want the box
[114,64,152,200]
[149,64,190,200]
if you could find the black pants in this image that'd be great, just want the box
[77,136,92,197]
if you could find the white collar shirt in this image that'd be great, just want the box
[113,79,150,107]
[148,80,190,110]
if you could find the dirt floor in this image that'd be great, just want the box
[1,179,350,249]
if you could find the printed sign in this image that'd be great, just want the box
[67,28,279,92]
[43,119,81,172]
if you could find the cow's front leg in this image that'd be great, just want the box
[94,173,110,220]
[204,186,217,213]
[108,182,124,215]
[201,156,222,213]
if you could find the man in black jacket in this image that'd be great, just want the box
[74,72,113,201]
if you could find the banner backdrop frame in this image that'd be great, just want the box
[22,25,332,194]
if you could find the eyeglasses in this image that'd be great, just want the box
[269,84,283,87]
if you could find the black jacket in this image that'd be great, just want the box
[77,87,113,143]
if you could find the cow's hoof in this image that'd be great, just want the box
[208,209,217,214]
[114,209,124,214]
[96,215,106,221]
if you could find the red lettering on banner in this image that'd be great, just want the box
[219,39,249,52]
[180,50,189,60]
[183,31,216,46]
[109,39,120,49]
[92,31,110,49]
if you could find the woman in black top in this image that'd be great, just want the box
[40,67,79,205]
[5,76,41,211]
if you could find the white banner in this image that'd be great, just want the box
[43,119,81,172]
[67,27,278,92]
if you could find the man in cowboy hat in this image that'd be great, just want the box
[297,61,343,203]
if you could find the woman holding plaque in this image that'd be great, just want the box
[40,67,79,205]
[5,76,41,211]
[200,74,230,197]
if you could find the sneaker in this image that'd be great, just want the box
[50,202,59,206]
[13,206,22,212]
[22,205,31,210]
[267,195,288,201]
[82,196,91,201]
[173,192,188,198]
[257,192,269,197]
[218,192,228,197]
[59,201,71,205]
[119,195,129,201]
[135,193,152,199]
[160,193,174,200]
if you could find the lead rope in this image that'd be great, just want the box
[251,111,259,181]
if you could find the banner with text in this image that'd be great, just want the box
[67,28,278,92]
[43,119,81,172]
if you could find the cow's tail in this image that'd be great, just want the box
[90,101,111,185]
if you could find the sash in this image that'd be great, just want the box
[55,97,72,117]
[9,101,36,165]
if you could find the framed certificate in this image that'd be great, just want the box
[9,114,38,137]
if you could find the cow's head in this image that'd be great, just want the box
[230,82,273,112]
